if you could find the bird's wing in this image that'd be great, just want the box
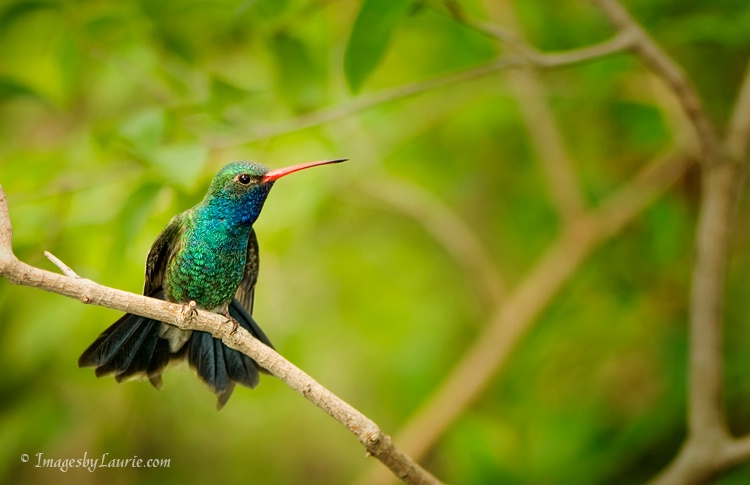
[144,213,186,296]
[233,228,259,314]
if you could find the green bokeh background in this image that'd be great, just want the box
[1,0,750,484]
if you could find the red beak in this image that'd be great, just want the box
[261,158,347,184]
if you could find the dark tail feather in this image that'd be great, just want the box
[187,331,229,393]
[79,313,140,370]
[115,319,171,384]
[79,313,171,386]
[187,298,273,408]
[81,296,272,408]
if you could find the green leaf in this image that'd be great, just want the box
[344,0,413,93]
[0,76,41,100]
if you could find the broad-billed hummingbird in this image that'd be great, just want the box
[79,158,346,408]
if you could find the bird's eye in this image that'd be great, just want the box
[236,173,252,185]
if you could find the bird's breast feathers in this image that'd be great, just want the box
[164,223,249,309]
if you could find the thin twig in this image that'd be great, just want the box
[0,188,12,267]
[425,0,635,67]
[422,0,547,61]
[44,251,81,279]
[209,58,522,148]
[595,0,721,165]
[206,35,632,148]
[537,30,636,67]
[0,185,442,485]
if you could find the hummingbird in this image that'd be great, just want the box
[79,158,346,409]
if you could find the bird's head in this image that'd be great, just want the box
[203,158,346,225]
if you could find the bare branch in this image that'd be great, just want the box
[425,0,635,67]
[357,151,694,485]
[648,432,750,485]
[724,436,750,467]
[206,35,632,148]
[536,31,636,67]
[687,165,737,440]
[44,251,81,279]
[633,9,750,485]
[648,69,750,484]
[594,0,721,165]
[0,185,442,485]
[422,0,539,59]
[209,58,522,148]
[0,187,12,269]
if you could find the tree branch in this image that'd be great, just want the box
[426,0,636,68]
[206,34,632,148]
[44,250,82,278]
[594,0,721,166]
[647,46,750,485]
[724,436,750,467]
[209,58,522,148]
[686,165,736,440]
[535,31,636,68]
[0,185,442,485]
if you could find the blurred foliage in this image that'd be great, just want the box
[1,0,750,484]
[344,0,413,92]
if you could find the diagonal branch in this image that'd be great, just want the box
[209,58,521,148]
[535,31,635,67]
[428,0,637,68]
[0,185,442,485]
[206,35,632,148]
[594,0,721,165]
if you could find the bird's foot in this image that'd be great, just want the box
[180,300,198,323]
[219,309,240,335]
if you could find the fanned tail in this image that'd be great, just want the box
[78,312,171,386]
[80,295,273,409]
[187,298,274,409]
